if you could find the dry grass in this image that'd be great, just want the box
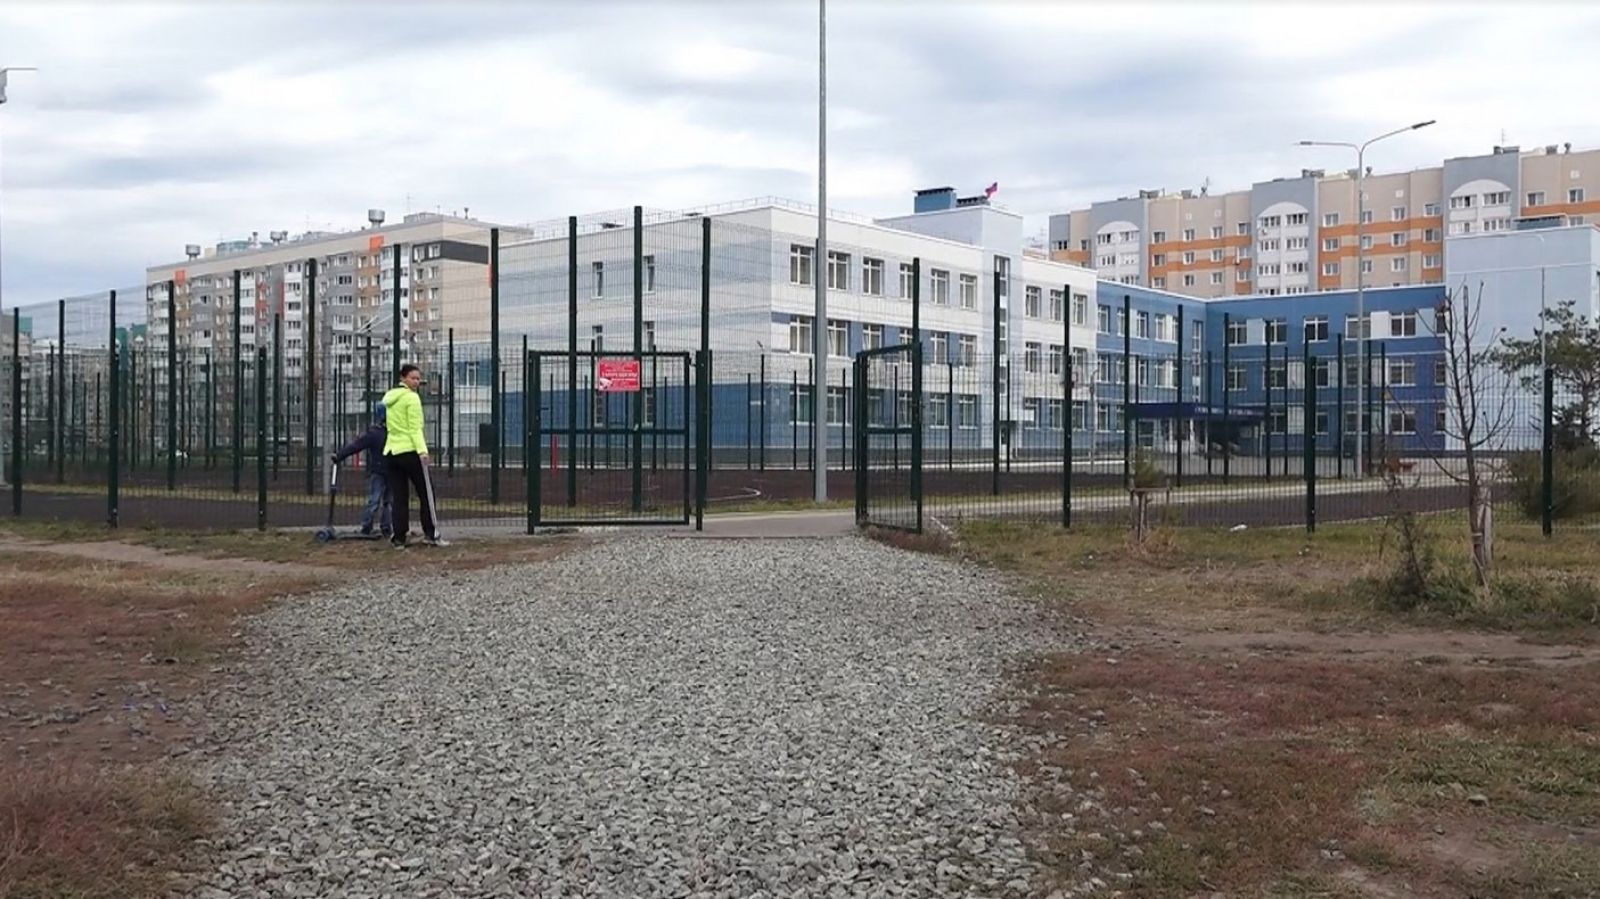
[966,517,1600,898]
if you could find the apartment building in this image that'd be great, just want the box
[1051,142,1600,299]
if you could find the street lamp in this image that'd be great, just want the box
[0,66,39,319]
[1298,119,1435,476]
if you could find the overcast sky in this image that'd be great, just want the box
[3,0,1599,308]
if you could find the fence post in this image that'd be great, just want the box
[1543,365,1554,537]
[1221,313,1231,485]
[1305,348,1316,534]
[759,353,767,471]
[566,216,578,507]
[447,327,455,474]
[1063,368,1073,529]
[1122,294,1132,488]
[305,256,318,496]
[272,310,281,481]
[1336,335,1345,480]
[108,290,120,527]
[853,353,867,525]
[232,269,243,493]
[10,310,20,516]
[529,351,540,534]
[256,346,267,530]
[696,350,709,531]
[1175,304,1185,489]
[1264,329,1273,484]
[57,299,67,485]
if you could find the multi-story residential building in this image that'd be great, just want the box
[1051,142,1600,299]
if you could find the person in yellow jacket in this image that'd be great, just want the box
[382,364,446,547]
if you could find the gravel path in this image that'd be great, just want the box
[193,536,1075,898]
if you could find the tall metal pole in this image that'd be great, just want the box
[391,243,402,383]
[813,0,828,502]
[631,206,643,512]
[232,268,242,493]
[1355,147,1366,480]
[166,281,176,490]
[107,290,118,526]
[567,216,578,507]
[305,257,317,496]
[490,227,501,504]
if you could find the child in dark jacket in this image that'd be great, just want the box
[331,403,392,537]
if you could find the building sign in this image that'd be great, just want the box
[597,359,641,392]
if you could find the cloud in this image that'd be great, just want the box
[1,0,1599,308]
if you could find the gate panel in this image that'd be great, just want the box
[530,350,693,526]
[855,343,922,532]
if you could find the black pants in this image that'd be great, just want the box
[386,451,437,543]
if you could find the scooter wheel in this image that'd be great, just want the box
[314,529,334,543]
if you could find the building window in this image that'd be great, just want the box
[1226,365,1247,390]
[1048,289,1064,322]
[827,319,848,356]
[1360,235,1374,250]
[1048,344,1064,375]
[1260,215,1281,228]
[790,385,813,425]
[1527,191,1546,206]
[827,251,850,291]
[1210,272,1223,285]
[1323,212,1340,227]
[1265,318,1288,344]
[1024,342,1042,373]
[1424,228,1441,242]
[1448,221,1472,236]
[1134,312,1150,338]
[1450,195,1474,209]
[957,394,978,428]
[1391,206,1406,221]
[1424,254,1442,269]
[1207,225,1220,239]
[1322,262,1340,276]
[1259,238,1279,252]
[1237,269,1250,283]
[1571,188,1587,203]
[1390,407,1417,435]
[1183,250,1196,264]
[927,396,948,428]
[1304,316,1329,342]
[592,261,604,297]
[1389,357,1416,386]
[931,331,948,362]
[959,273,977,309]
[790,244,814,285]
[1152,253,1166,267]
[1391,232,1407,247]
[1226,319,1248,345]
[1484,191,1510,206]
[958,334,976,366]
[1072,293,1088,325]
[863,257,884,296]
[785,315,815,354]
[1025,285,1042,318]
[1391,257,1408,272]
[1287,262,1308,274]
[1211,248,1224,262]
[1482,218,1510,232]
[1237,222,1251,236]
[1097,305,1112,334]
[1183,228,1196,241]
[1391,311,1417,337]
[930,269,950,305]
[1424,202,1439,216]
[1286,213,1307,226]
[1152,277,1166,288]
[863,323,883,350]
[641,255,655,293]
[1152,230,1167,244]
[1361,210,1374,224]
[1183,274,1196,286]
[899,262,914,299]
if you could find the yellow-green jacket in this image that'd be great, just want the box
[382,385,429,456]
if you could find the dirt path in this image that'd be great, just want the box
[1109,623,1600,668]
[0,536,349,578]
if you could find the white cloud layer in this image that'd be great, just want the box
[2,0,1599,306]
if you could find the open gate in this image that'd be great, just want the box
[528,349,708,528]
[854,343,923,532]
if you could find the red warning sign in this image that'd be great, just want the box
[597,359,641,392]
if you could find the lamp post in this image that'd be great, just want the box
[0,66,39,320]
[1298,119,1435,477]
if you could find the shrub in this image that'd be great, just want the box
[1505,446,1600,521]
